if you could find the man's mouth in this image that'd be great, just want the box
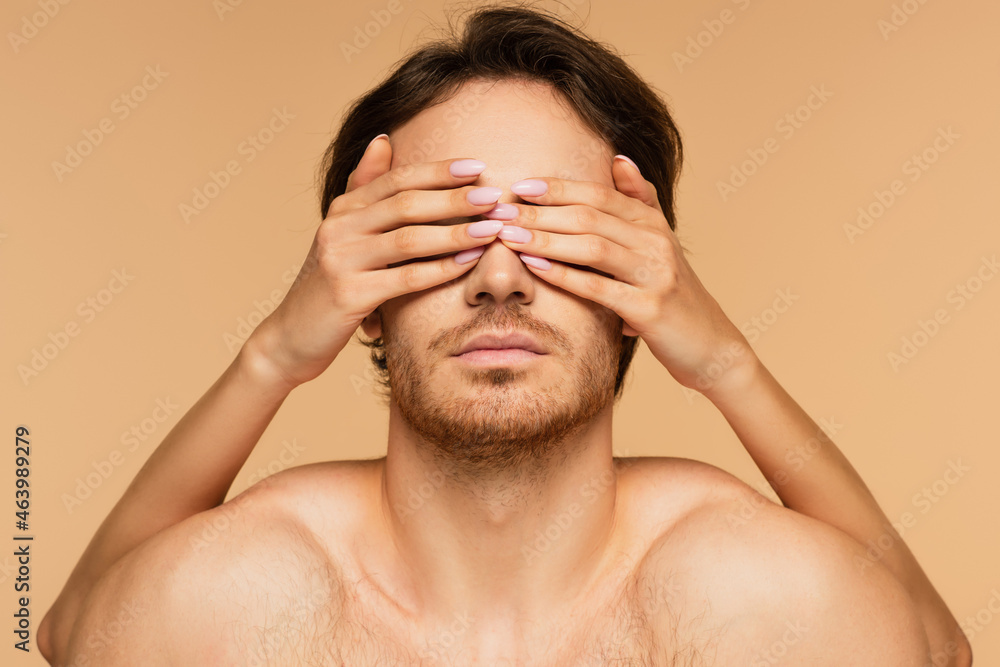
[453,331,549,365]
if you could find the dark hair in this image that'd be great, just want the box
[318,2,684,402]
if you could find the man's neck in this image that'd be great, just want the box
[378,401,621,624]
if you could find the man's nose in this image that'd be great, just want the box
[462,201,536,307]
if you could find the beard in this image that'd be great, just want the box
[382,303,623,482]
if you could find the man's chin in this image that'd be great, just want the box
[393,379,606,476]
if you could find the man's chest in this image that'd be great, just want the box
[226,565,715,666]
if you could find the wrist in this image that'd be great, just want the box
[698,344,765,405]
[236,333,301,398]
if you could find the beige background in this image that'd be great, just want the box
[3,0,998,663]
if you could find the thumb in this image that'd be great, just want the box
[612,155,661,213]
[346,134,392,194]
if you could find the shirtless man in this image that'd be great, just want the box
[40,6,969,666]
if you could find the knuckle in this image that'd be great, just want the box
[573,204,597,230]
[316,219,340,247]
[326,196,346,218]
[393,190,420,221]
[395,163,418,183]
[587,181,611,208]
[398,263,422,290]
[530,228,550,251]
[392,225,420,252]
[584,235,608,262]
[583,271,605,295]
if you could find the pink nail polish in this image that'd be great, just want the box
[467,187,503,206]
[614,155,641,174]
[519,253,551,270]
[450,159,487,178]
[467,219,503,238]
[367,133,389,150]
[455,246,485,264]
[484,203,519,220]
[499,225,532,244]
[511,179,548,197]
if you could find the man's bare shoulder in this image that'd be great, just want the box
[64,473,347,666]
[630,460,930,664]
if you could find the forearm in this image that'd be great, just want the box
[703,354,968,664]
[42,340,294,659]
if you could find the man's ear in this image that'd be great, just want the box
[361,308,383,339]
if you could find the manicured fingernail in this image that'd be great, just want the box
[367,133,388,150]
[499,225,532,244]
[450,159,487,178]
[467,219,503,238]
[467,186,503,206]
[614,155,640,174]
[519,253,551,270]
[484,203,518,220]
[455,246,486,264]
[511,179,548,197]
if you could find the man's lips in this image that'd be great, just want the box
[453,331,549,356]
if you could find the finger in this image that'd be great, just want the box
[500,201,639,250]
[510,176,655,228]
[517,254,641,320]
[344,134,392,198]
[498,225,641,284]
[359,218,504,270]
[371,246,488,303]
[612,155,662,213]
[335,154,489,215]
[352,183,504,238]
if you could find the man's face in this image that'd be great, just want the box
[364,78,625,474]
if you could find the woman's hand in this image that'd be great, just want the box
[246,136,508,389]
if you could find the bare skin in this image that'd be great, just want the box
[43,79,968,666]
[64,456,931,665]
